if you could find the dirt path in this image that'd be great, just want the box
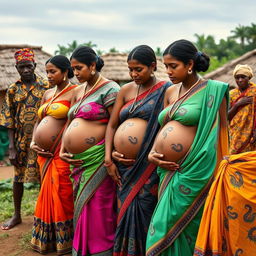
[0,165,71,256]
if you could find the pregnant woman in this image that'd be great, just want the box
[30,55,77,255]
[105,45,171,256]
[60,46,120,256]
[146,39,229,256]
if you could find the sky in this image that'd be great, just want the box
[0,0,255,55]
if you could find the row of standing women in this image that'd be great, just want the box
[29,39,256,256]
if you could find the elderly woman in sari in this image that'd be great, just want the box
[60,46,120,256]
[228,64,256,154]
[146,39,229,256]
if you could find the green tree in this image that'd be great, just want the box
[54,40,99,57]
[246,23,256,49]
[194,34,217,56]
[231,24,249,48]
[109,47,119,53]
[155,47,162,56]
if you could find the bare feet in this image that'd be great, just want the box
[1,215,22,230]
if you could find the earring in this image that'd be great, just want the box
[63,76,67,82]
[91,70,95,75]
[150,72,154,77]
[188,69,192,75]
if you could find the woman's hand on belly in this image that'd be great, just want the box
[59,152,83,167]
[148,151,179,171]
[31,144,53,158]
[112,150,136,166]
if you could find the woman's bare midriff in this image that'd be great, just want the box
[154,120,197,162]
[114,118,148,159]
[34,116,66,151]
[63,118,107,154]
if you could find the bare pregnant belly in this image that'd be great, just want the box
[154,120,197,162]
[63,118,107,154]
[34,116,66,151]
[114,118,148,159]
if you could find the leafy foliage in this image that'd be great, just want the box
[54,23,255,73]
[0,179,39,222]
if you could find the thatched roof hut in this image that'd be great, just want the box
[101,52,169,84]
[0,44,52,91]
[204,49,256,88]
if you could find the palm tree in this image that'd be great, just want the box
[231,24,249,48]
[247,23,256,47]
[54,44,70,56]
[194,34,216,56]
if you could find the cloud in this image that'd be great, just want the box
[0,0,254,54]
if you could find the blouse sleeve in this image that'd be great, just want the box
[0,85,16,129]
[103,81,120,108]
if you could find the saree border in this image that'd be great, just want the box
[72,248,113,256]
[117,163,156,224]
[73,163,108,227]
[40,124,67,182]
[146,175,214,256]
[147,80,225,256]
[121,81,166,110]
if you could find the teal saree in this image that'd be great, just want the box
[146,80,229,256]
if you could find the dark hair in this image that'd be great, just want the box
[127,45,157,71]
[46,55,74,78]
[163,39,210,72]
[70,46,104,72]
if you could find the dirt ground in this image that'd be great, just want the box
[0,165,71,256]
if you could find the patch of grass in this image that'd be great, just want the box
[0,233,9,239]
[19,231,32,250]
[0,179,39,222]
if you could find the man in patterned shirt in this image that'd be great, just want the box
[0,48,50,230]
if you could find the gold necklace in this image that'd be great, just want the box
[129,80,156,114]
[73,74,102,114]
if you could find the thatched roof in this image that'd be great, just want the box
[101,52,169,83]
[204,49,256,87]
[0,44,52,91]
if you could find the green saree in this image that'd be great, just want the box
[146,80,229,256]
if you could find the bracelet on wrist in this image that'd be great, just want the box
[104,161,113,167]
[30,141,36,148]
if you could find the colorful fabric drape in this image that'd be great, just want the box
[229,82,256,154]
[194,151,256,256]
[31,85,77,255]
[114,81,171,256]
[31,143,74,255]
[69,80,120,256]
[146,80,229,256]
[71,142,116,256]
[0,76,50,182]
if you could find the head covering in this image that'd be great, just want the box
[233,64,253,79]
[14,48,35,63]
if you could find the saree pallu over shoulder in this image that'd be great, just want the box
[146,80,229,256]
[194,151,256,256]
[114,81,171,256]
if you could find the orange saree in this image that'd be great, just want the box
[31,85,76,255]
[194,151,256,255]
